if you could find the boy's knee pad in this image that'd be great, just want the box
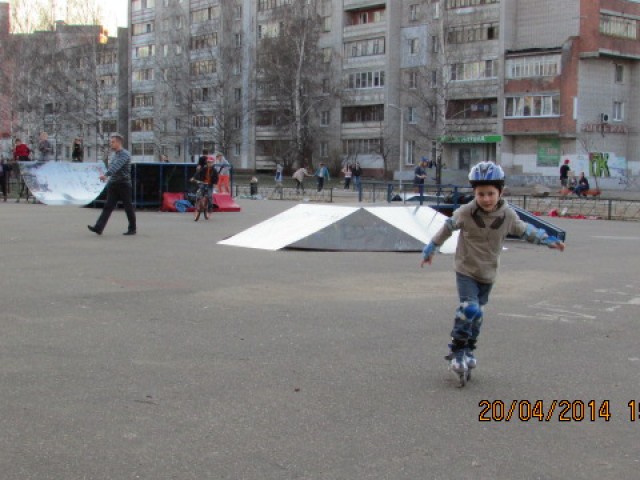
[457,302,482,322]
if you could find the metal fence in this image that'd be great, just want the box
[233,181,640,222]
[506,195,640,221]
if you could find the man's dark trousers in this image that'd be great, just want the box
[95,182,136,233]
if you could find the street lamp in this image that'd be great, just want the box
[387,103,404,191]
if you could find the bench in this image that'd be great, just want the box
[559,188,601,198]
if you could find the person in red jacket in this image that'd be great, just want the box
[13,139,32,202]
[14,138,31,161]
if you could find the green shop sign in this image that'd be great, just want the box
[536,138,560,167]
[439,135,502,144]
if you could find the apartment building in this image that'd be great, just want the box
[2,18,129,162]
[501,0,640,177]
[126,0,639,177]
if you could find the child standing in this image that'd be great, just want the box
[420,161,565,385]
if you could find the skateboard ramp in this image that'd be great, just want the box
[18,161,106,206]
[213,193,241,212]
[218,204,458,253]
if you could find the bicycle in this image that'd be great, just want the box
[191,180,211,221]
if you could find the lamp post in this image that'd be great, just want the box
[387,103,404,191]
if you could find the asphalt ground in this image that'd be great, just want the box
[1,199,639,480]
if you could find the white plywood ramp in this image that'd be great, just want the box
[218,204,458,253]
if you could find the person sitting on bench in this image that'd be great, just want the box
[574,172,590,197]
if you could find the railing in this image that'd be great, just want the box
[506,195,640,221]
[233,180,640,221]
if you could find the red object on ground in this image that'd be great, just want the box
[213,193,241,212]
[161,192,195,212]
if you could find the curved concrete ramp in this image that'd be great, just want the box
[218,204,458,253]
[19,161,106,206]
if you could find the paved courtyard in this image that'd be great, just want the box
[1,199,639,479]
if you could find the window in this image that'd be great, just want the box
[345,71,385,90]
[191,88,210,102]
[132,68,154,81]
[99,74,117,86]
[192,6,220,23]
[431,70,438,88]
[102,120,117,133]
[235,33,242,47]
[431,35,439,53]
[447,23,499,44]
[600,14,637,40]
[132,94,154,108]
[97,51,117,65]
[323,48,332,63]
[132,143,155,156]
[320,111,330,126]
[322,78,330,94]
[133,45,154,58]
[234,88,242,103]
[344,37,385,58]
[192,115,214,128]
[409,38,419,55]
[191,33,218,50]
[615,64,624,83]
[132,22,154,36]
[506,54,560,78]
[323,16,331,32]
[613,101,624,121]
[234,143,241,156]
[449,60,496,81]
[408,71,418,89]
[405,140,416,165]
[409,4,419,21]
[342,138,382,155]
[190,60,216,76]
[446,0,497,8]
[320,142,329,158]
[342,105,384,123]
[504,95,560,118]
[407,107,417,124]
[347,8,385,25]
[430,105,437,123]
[131,0,155,12]
[131,118,154,131]
[235,115,241,129]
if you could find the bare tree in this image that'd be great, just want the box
[255,0,335,171]
[5,0,117,160]
[404,0,500,184]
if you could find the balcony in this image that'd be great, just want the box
[344,0,386,9]
[343,22,386,41]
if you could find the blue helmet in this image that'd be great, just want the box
[468,161,505,189]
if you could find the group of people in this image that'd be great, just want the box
[0,133,85,202]
[286,161,363,194]
[340,162,363,190]
[559,159,590,196]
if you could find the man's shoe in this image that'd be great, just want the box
[87,225,102,235]
[123,230,136,236]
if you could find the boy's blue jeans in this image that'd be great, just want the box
[451,273,493,348]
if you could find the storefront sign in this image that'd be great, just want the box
[439,135,502,144]
[581,123,628,134]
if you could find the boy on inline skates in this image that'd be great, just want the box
[420,161,565,386]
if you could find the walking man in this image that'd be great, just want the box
[88,133,136,236]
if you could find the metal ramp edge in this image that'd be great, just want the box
[509,204,566,241]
